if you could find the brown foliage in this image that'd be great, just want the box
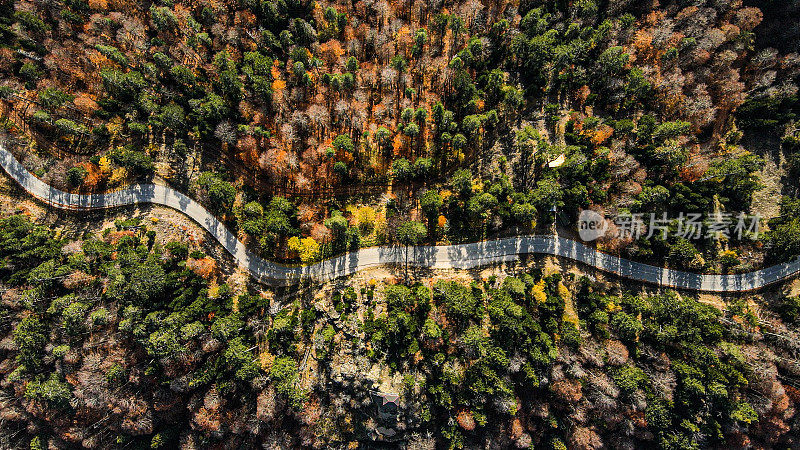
[0,48,14,72]
[456,409,476,431]
[193,407,222,433]
[786,385,800,403]
[569,427,604,450]
[63,271,96,290]
[605,340,629,366]
[318,40,345,67]
[186,257,218,280]
[88,0,108,10]
[735,7,763,31]
[509,417,525,439]
[106,230,134,245]
[726,430,751,448]
[590,124,614,146]
[257,386,279,423]
[551,379,583,404]
[310,223,332,244]
[236,134,259,167]
[121,402,153,435]
[73,94,98,115]
[575,85,591,107]
[753,415,790,444]
[80,162,105,188]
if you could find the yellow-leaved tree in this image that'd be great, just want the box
[355,206,376,234]
[288,236,320,264]
[531,280,547,305]
[109,167,128,186]
[98,155,111,175]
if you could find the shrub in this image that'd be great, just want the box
[270,357,306,408]
[66,166,88,187]
[38,88,74,111]
[25,373,72,408]
[108,147,154,176]
[392,158,412,180]
[55,118,88,136]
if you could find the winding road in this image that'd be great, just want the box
[2,143,799,291]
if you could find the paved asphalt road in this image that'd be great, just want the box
[3,143,799,291]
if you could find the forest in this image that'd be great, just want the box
[0,213,799,448]
[1,0,800,447]
[0,0,798,272]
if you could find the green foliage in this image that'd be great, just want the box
[420,190,443,224]
[95,44,129,66]
[777,295,800,323]
[90,307,109,326]
[14,315,48,370]
[100,69,146,101]
[434,281,479,324]
[270,356,306,408]
[66,166,88,187]
[597,46,629,77]
[510,202,536,225]
[738,92,799,129]
[190,93,228,130]
[652,121,691,142]
[324,210,351,251]
[14,11,50,33]
[668,239,700,269]
[384,284,413,310]
[160,102,186,131]
[530,178,563,212]
[106,363,125,384]
[611,311,642,343]
[211,313,244,341]
[197,172,236,215]
[704,154,765,208]
[62,301,89,336]
[0,215,61,282]
[25,373,72,408]
[502,277,526,301]
[422,318,442,340]
[633,185,669,211]
[612,364,649,398]
[170,64,195,86]
[51,344,69,359]
[396,220,427,245]
[332,134,354,154]
[55,118,88,136]
[224,337,260,381]
[263,206,294,240]
[392,158,412,180]
[38,88,74,111]
[449,169,473,197]
[0,2,794,445]
[107,146,155,177]
[239,201,265,235]
[129,255,168,305]
[375,126,392,147]
[29,436,44,450]
[150,5,178,31]
[730,401,758,424]
[413,157,432,179]
[146,328,182,358]
[314,324,336,360]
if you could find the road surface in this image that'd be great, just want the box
[2,143,798,291]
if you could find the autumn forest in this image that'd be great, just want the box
[1,0,800,448]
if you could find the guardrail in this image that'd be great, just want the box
[2,142,799,291]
